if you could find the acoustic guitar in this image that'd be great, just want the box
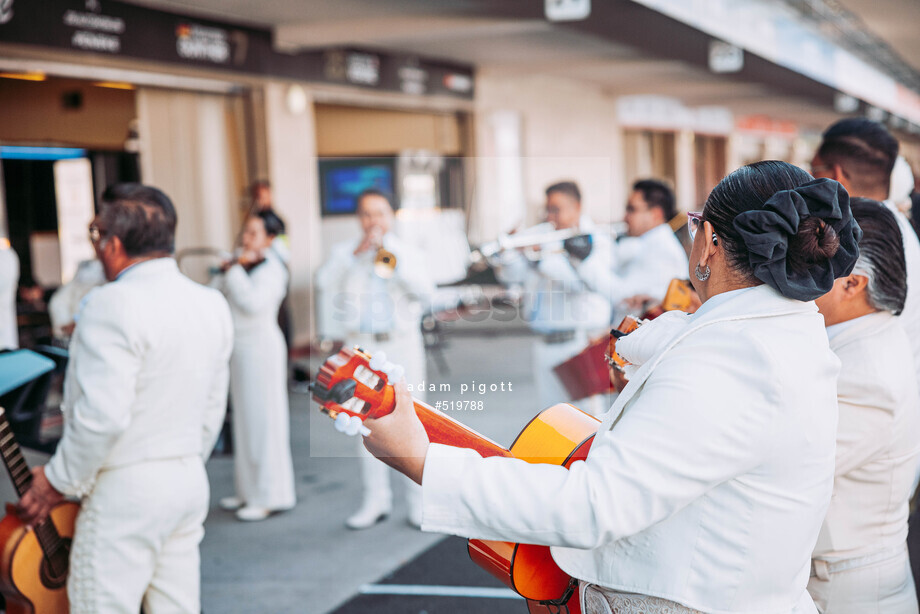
[0,407,78,614]
[312,348,610,614]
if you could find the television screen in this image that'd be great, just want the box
[319,157,396,215]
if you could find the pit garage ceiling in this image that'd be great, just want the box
[833,0,920,75]
[117,0,910,130]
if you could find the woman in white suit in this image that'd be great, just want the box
[360,161,863,613]
[810,199,920,613]
[213,209,296,521]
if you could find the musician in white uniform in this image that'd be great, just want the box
[571,179,688,320]
[211,209,296,521]
[0,241,18,349]
[18,183,233,614]
[495,181,612,409]
[362,162,862,614]
[47,258,105,340]
[811,118,920,391]
[809,199,920,613]
[315,189,434,529]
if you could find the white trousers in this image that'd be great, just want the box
[346,332,425,511]
[69,457,209,614]
[807,548,919,614]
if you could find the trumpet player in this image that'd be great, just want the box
[569,179,688,320]
[495,181,614,409]
[315,189,434,529]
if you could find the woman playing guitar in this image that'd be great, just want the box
[350,162,863,613]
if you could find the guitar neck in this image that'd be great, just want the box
[411,399,513,459]
[0,408,32,498]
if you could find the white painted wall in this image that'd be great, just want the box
[470,71,626,241]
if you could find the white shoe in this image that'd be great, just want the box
[236,506,271,522]
[345,501,391,530]
[219,496,244,511]
[407,505,423,529]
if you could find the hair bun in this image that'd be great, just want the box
[787,217,841,275]
[731,177,861,301]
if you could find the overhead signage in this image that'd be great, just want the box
[0,0,474,99]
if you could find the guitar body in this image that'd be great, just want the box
[313,349,602,614]
[469,403,597,614]
[0,501,79,614]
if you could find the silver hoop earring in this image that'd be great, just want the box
[694,263,710,281]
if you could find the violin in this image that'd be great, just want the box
[219,251,266,273]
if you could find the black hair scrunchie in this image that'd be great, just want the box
[732,178,862,301]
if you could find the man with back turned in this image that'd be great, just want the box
[18,183,233,613]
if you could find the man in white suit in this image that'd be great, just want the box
[495,181,613,409]
[570,179,688,321]
[18,183,233,614]
[811,118,920,390]
[811,199,920,612]
[315,189,433,529]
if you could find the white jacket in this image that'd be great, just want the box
[495,217,613,334]
[422,285,839,613]
[813,311,920,561]
[314,233,433,341]
[882,199,920,392]
[46,258,233,498]
[575,222,689,308]
[214,249,288,337]
[0,246,18,350]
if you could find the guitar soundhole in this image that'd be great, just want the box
[39,539,71,590]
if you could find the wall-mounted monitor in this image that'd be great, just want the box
[318,157,397,215]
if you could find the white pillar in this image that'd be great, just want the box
[262,82,321,346]
[674,129,696,212]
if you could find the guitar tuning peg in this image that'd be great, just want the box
[384,364,405,382]
[368,352,387,371]
[334,413,351,433]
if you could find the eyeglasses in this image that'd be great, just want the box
[687,212,703,240]
[88,224,104,244]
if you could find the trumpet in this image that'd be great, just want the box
[374,247,397,279]
[470,222,627,267]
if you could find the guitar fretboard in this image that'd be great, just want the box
[0,407,67,573]
[0,409,33,497]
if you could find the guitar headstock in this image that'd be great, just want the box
[310,347,398,422]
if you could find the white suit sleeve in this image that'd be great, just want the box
[575,232,687,305]
[222,260,287,316]
[390,245,435,301]
[314,246,356,292]
[421,336,779,548]
[45,294,141,496]
[201,297,233,460]
[493,249,532,287]
[47,284,78,335]
[575,248,660,305]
